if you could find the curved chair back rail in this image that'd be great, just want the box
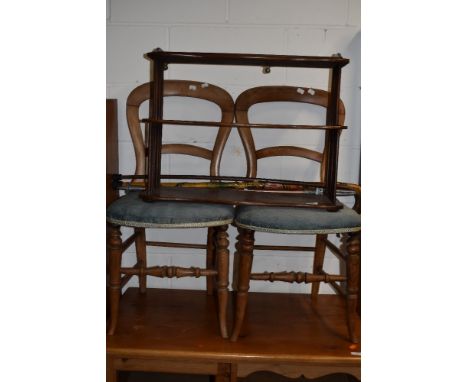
[235,85,345,181]
[127,80,235,178]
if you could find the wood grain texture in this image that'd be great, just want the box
[106,99,119,321]
[147,61,165,195]
[134,228,147,294]
[206,227,216,295]
[146,241,207,249]
[108,225,123,335]
[120,266,217,278]
[106,355,118,382]
[256,146,323,162]
[312,235,327,296]
[142,119,345,130]
[323,67,342,204]
[230,228,255,342]
[113,357,218,375]
[345,233,361,344]
[106,99,120,206]
[107,288,360,378]
[146,50,350,68]
[249,271,346,283]
[215,225,230,338]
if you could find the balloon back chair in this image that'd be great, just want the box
[231,86,361,343]
[106,80,235,338]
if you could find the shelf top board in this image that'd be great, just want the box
[146,50,349,69]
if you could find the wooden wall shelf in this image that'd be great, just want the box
[143,49,348,209]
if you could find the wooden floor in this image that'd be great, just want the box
[107,288,360,381]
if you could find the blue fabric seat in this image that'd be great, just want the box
[107,192,235,228]
[234,204,361,234]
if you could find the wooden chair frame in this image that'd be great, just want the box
[107,80,235,338]
[230,85,361,343]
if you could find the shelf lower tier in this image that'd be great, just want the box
[140,188,343,210]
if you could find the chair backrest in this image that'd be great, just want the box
[127,80,235,177]
[235,86,345,182]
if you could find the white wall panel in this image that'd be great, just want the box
[110,0,226,24]
[228,0,348,26]
[107,0,361,294]
[169,26,286,86]
[348,0,361,26]
[107,25,168,83]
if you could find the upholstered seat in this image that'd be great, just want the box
[234,205,360,234]
[107,192,235,228]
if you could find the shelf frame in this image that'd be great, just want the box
[144,49,349,209]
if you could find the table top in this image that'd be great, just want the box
[107,288,361,366]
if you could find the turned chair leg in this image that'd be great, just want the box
[311,234,327,296]
[134,227,147,294]
[206,227,216,296]
[215,225,229,338]
[108,225,123,335]
[230,228,254,342]
[230,232,241,336]
[106,225,111,320]
[231,230,242,293]
[346,232,361,343]
[232,231,250,339]
[357,270,361,317]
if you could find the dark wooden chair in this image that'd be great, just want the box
[106,80,235,338]
[231,86,361,343]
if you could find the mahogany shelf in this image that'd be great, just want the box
[145,50,350,68]
[107,288,360,381]
[144,50,347,208]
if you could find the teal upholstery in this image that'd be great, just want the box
[234,205,361,234]
[107,192,235,228]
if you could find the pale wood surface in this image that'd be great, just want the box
[107,288,360,381]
